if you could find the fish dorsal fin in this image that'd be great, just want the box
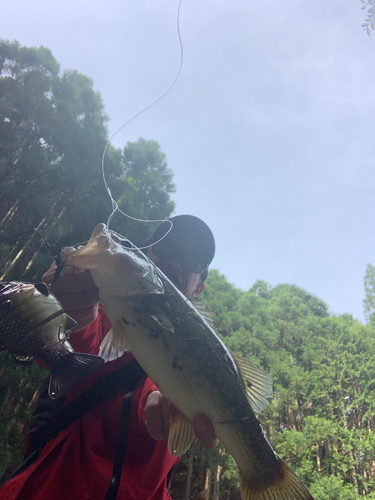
[229,349,273,414]
[190,299,214,327]
[188,300,273,413]
[168,406,196,457]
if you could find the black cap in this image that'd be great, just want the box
[149,215,215,266]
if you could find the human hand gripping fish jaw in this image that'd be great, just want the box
[60,223,165,299]
[60,221,218,447]
[61,220,315,500]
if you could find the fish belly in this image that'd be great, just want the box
[99,292,262,465]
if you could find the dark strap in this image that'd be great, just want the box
[3,450,41,482]
[3,358,146,492]
[104,391,134,500]
[27,358,146,454]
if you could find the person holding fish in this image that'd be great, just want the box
[0,215,218,500]
[2,215,314,500]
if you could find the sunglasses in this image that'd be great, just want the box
[151,241,206,274]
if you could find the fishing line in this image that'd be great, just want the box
[101,0,184,240]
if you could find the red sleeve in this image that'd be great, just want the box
[125,375,181,476]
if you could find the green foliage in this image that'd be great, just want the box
[2,38,375,500]
[0,39,176,483]
[364,263,375,324]
[110,137,175,246]
[5,265,374,498]
[0,39,175,283]
[0,352,46,482]
[361,0,375,35]
[195,272,375,498]
[309,475,356,500]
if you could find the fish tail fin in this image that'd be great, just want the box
[48,352,104,399]
[240,459,314,500]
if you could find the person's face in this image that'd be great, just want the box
[145,232,205,299]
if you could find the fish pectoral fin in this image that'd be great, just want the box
[229,349,273,414]
[167,407,195,457]
[98,328,127,362]
[151,311,174,333]
[48,352,104,399]
[136,305,174,334]
[104,321,131,353]
[240,459,314,500]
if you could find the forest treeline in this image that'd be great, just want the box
[0,39,175,284]
[2,39,375,500]
[184,273,375,500]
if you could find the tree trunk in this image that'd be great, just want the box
[0,201,18,231]
[213,468,218,500]
[0,215,47,280]
[204,468,211,500]
[185,445,195,500]
[340,398,359,498]
[213,463,221,500]
[21,205,66,277]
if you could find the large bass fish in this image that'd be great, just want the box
[0,281,104,398]
[64,223,314,500]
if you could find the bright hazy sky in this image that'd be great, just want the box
[3,0,375,321]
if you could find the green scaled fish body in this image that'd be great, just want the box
[0,281,104,398]
[65,224,314,500]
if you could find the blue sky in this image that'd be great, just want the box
[3,0,375,321]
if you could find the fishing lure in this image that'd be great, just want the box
[0,281,103,398]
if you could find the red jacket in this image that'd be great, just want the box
[0,306,179,500]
